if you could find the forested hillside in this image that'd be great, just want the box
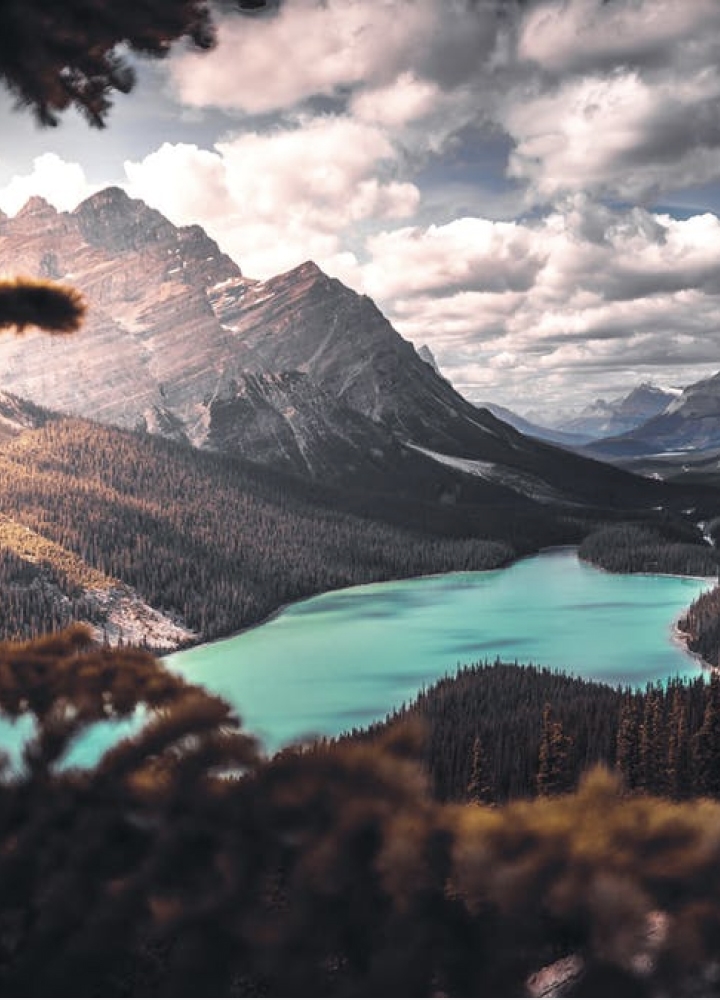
[579,521,718,576]
[0,415,716,645]
[0,418,533,641]
[359,660,720,806]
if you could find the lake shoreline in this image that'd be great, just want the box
[164,548,527,660]
[164,544,715,669]
[164,549,711,752]
[672,622,716,674]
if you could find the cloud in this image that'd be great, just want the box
[170,0,437,114]
[501,0,720,202]
[349,72,443,127]
[0,154,96,215]
[518,0,720,76]
[169,0,504,116]
[363,218,547,299]
[504,68,720,201]
[356,199,720,413]
[123,116,419,278]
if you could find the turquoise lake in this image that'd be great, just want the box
[163,549,713,754]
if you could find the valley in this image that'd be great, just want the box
[0,189,718,652]
[6,4,720,996]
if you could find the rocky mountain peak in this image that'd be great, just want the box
[295,260,323,278]
[418,345,441,374]
[16,195,57,219]
[618,382,674,416]
[72,186,177,254]
[0,185,673,509]
[264,259,329,293]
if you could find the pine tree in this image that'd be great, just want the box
[667,685,690,799]
[615,692,641,790]
[693,674,720,797]
[466,734,493,805]
[638,687,666,794]
[0,1,216,127]
[536,703,574,796]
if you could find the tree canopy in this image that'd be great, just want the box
[0,276,86,334]
[0,0,270,128]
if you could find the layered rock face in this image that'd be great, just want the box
[0,188,247,440]
[0,188,677,509]
[0,188,511,470]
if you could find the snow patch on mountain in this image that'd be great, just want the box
[407,444,569,503]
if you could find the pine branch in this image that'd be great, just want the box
[0,277,87,334]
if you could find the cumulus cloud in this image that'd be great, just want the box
[504,67,720,201]
[363,218,547,299]
[170,0,435,114]
[169,0,504,116]
[166,0,720,208]
[123,117,419,277]
[518,0,720,76]
[358,199,720,413]
[504,0,720,202]
[0,153,96,215]
[349,72,443,127]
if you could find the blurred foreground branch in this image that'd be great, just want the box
[0,628,720,995]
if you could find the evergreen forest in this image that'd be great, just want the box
[360,660,720,805]
[5,5,720,993]
[0,416,716,645]
[4,628,720,996]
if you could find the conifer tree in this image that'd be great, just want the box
[0,1,231,127]
[615,691,641,790]
[466,734,493,805]
[667,685,691,799]
[638,686,666,793]
[693,674,720,797]
[536,702,574,796]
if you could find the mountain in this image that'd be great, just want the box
[548,382,679,440]
[587,372,720,459]
[0,188,707,513]
[479,402,591,448]
[417,344,444,377]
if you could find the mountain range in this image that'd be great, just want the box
[0,187,701,514]
[0,187,716,646]
[586,373,720,460]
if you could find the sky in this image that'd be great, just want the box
[2,0,720,422]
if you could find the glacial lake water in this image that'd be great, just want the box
[161,548,713,754]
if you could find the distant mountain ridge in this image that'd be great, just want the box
[587,371,720,459]
[545,383,680,440]
[479,402,591,448]
[0,188,700,512]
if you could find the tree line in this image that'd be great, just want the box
[1,626,720,996]
[353,659,720,807]
[0,418,525,642]
[578,521,719,577]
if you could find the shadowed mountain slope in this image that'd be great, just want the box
[0,188,712,515]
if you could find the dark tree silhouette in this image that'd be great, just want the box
[0,0,223,127]
[536,702,574,796]
[0,277,86,334]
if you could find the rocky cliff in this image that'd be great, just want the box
[587,373,720,458]
[0,188,691,510]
